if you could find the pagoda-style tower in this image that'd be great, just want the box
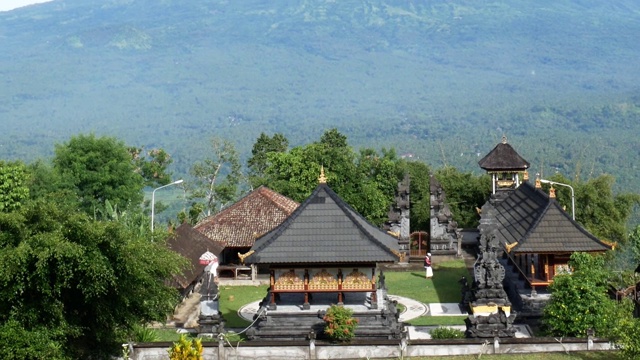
[478,135,530,201]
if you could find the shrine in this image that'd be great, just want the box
[242,168,404,340]
[476,136,612,314]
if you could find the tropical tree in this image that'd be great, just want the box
[543,252,632,337]
[401,160,431,232]
[188,137,242,218]
[247,132,288,189]
[0,197,186,359]
[129,147,174,187]
[0,160,29,212]
[261,129,404,224]
[434,166,491,228]
[53,134,145,215]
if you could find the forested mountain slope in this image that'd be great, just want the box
[1,0,639,192]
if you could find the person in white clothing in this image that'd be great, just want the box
[424,253,433,279]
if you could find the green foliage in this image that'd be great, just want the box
[0,161,29,213]
[612,317,640,360]
[543,252,632,338]
[0,197,186,358]
[434,166,491,228]
[262,129,403,224]
[130,147,174,187]
[247,132,288,188]
[401,161,431,232]
[429,326,465,339]
[130,324,160,343]
[322,305,359,342]
[188,137,242,218]
[168,334,203,360]
[53,133,145,215]
[3,1,640,211]
[0,319,67,360]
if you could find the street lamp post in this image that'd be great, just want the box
[151,179,184,232]
[539,178,575,220]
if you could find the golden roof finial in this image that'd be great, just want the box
[549,186,556,198]
[535,173,541,189]
[318,165,327,184]
[501,134,508,144]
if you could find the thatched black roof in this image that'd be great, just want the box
[478,136,530,171]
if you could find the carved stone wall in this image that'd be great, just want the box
[384,174,410,252]
[429,175,460,255]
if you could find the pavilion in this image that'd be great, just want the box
[243,168,404,340]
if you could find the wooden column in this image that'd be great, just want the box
[337,269,344,305]
[303,269,310,309]
[268,270,277,310]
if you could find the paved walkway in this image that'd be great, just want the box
[234,295,531,340]
[238,295,464,322]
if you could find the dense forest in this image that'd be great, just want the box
[1,0,640,195]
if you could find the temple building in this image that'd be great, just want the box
[167,223,225,297]
[194,186,298,280]
[477,136,612,314]
[243,168,403,340]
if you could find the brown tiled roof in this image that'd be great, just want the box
[246,184,400,265]
[194,186,299,248]
[167,223,224,289]
[478,137,530,171]
[490,182,611,254]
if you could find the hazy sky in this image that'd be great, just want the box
[0,0,53,12]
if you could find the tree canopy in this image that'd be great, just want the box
[0,161,29,213]
[53,134,145,215]
[247,132,288,189]
[0,197,185,359]
[542,252,631,338]
[187,137,242,218]
[259,129,407,224]
[434,166,491,228]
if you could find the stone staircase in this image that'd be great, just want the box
[499,257,550,317]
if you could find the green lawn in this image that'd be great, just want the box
[218,284,269,328]
[385,259,471,326]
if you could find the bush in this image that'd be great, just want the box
[430,327,466,339]
[131,324,159,342]
[168,334,203,360]
[323,305,359,342]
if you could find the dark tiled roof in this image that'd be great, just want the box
[167,223,224,289]
[478,140,530,171]
[246,184,400,265]
[490,182,611,254]
[194,186,299,248]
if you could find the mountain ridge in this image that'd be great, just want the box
[1,0,640,192]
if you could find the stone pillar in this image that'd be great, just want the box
[217,334,225,359]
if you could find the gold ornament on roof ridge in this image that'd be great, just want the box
[318,165,327,184]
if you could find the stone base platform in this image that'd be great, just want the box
[246,292,404,341]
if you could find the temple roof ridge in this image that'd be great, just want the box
[247,183,399,264]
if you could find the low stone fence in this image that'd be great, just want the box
[131,336,612,360]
